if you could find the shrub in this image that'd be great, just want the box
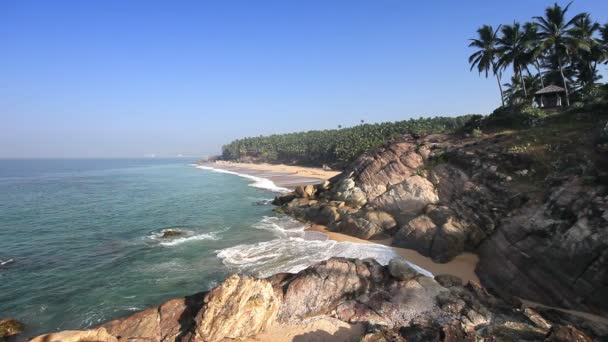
[471,127,483,138]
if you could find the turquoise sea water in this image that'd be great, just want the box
[0,159,408,337]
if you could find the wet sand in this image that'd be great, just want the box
[308,224,480,284]
[208,161,341,188]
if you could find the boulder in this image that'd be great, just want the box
[362,210,397,231]
[388,258,418,281]
[277,258,384,322]
[370,176,438,222]
[545,325,593,342]
[30,328,117,342]
[0,319,24,339]
[295,185,307,198]
[304,184,316,197]
[393,215,437,254]
[161,229,184,238]
[193,274,279,342]
[337,217,383,239]
[434,274,463,288]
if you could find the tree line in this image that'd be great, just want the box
[221,116,474,167]
[468,2,607,106]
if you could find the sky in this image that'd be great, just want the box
[1,1,607,158]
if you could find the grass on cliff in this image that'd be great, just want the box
[464,101,608,186]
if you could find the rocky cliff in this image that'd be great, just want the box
[30,257,607,341]
[275,111,608,317]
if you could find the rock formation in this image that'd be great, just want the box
[274,133,608,316]
[30,257,606,341]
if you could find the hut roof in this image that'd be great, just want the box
[535,85,566,95]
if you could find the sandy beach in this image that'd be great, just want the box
[204,161,341,189]
[307,224,480,284]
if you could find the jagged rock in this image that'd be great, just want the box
[29,257,608,341]
[370,176,439,222]
[545,325,593,342]
[295,185,307,198]
[161,229,184,238]
[393,215,437,254]
[0,319,24,339]
[337,217,383,239]
[193,274,279,342]
[388,258,418,281]
[304,184,316,197]
[363,210,397,232]
[434,274,463,288]
[478,177,608,315]
[277,258,383,322]
[273,192,296,205]
[30,328,117,342]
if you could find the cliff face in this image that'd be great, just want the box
[30,258,607,341]
[276,113,608,317]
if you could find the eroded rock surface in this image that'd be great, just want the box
[30,257,606,341]
[274,133,608,315]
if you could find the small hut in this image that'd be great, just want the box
[534,85,566,108]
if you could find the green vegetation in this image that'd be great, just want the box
[468,2,608,106]
[221,116,475,167]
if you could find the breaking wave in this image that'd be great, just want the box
[148,228,219,247]
[217,216,433,278]
[195,165,290,193]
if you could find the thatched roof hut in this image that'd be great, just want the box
[535,85,566,107]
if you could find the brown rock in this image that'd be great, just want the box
[434,274,463,288]
[0,319,24,339]
[194,274,279,342]
[370,176,439,222]
[545,325,593,342]
[30,328,117,342]
[388,258,418,281]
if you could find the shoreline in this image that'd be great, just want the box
[307,224,480,284]
[197,161,480,284]
[200,161,340,189]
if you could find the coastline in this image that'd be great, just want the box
[200,161,340,189]
[198,161,480,284]
[307,224,480,284]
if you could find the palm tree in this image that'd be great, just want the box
[469,25,505,106]
[523,22,545,88]
[533,2,588,106]
[497,22,530,98]
[599,23,608,64]
[571,13,603,87]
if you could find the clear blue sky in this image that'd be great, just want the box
[1,0,607,158]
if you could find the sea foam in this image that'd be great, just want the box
[194,165,291,193]
[217,216,433,278]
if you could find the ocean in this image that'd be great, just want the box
[0,158,405,337]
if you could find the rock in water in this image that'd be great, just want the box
[194,274,279,342]
[0,319,24,339]
[161,229,184,238]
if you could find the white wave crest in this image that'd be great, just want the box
[159,233,218,246]
[217,216,433,278]
[195,165,290,193]
[148,229,219,247]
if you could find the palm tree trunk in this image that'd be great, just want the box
[495,72,505,106]
[535,59,545,88]
[518,67,528,98]
[557,57,570,106]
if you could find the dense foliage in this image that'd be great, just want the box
[468,2,608,106]
[221,116,475,167]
